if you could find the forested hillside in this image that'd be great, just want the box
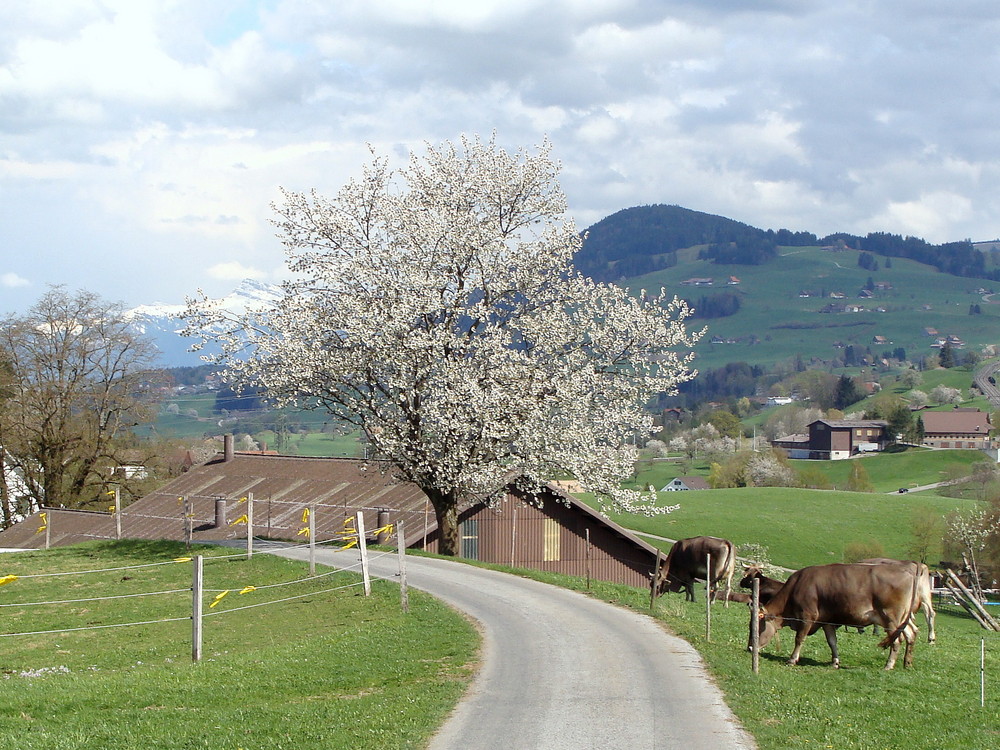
[577,205,1000,284]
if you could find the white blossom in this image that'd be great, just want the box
[183,136,701,553]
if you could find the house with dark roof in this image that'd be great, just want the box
[0,440,663,588]
[920,408,992,449]
[772,419,889,460]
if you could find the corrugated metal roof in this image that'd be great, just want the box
[0,453,434,550]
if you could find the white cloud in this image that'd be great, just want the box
[207,261,269,282]
[2,0,1000,314]
[1,272,30,288]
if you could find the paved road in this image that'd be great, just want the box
[267,544,755,750]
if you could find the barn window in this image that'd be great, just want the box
[460,519,479,560]
[543,518,560,561]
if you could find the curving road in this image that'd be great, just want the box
[268,543,756,750]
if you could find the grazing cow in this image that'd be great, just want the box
[860,558,937,643]
[749,563,919,670]
[739,566,786,606]
[655,536,736,604]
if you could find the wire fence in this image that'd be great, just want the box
[0,514,408,663]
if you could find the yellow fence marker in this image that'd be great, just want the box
[0,575,18,587]
[230,514,248,526]
[209,590,230,608]
[239,586,256,595]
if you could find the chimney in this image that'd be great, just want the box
[215,497,227,528]
[224,434,234,462]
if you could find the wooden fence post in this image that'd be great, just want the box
[192,555,203,663]
[246,492,254,560]
[114,487,122,540]
[705,552,712,642]
[751,576,760,674]
[309,504,316,576]
[357,511,371,596]
[650,549,663,610]
[397,520,409,614]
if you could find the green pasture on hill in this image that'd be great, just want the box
[593,486,976,569]
[629,246,1000,370]
[0,541,477,750]
[629,447,987,496]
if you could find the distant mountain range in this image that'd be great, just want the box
[126,279,281,368]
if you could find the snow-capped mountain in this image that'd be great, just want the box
[126,279,282,368]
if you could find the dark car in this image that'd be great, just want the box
[898,487,909,494]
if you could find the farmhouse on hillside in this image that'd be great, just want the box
[661,476,710,491]
[0,437,662,588]
[772,419,889,460]
[920,408,992,450]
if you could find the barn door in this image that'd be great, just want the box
[460,519,479,560]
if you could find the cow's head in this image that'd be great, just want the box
[739,566,763,590]
[747,605,780,652]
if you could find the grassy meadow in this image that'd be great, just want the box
[630,245,1000,370]
[0,541,477,750]
[588,484,976,570]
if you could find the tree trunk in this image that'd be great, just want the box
[425,488,461,556]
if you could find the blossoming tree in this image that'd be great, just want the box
[184,136,701,555]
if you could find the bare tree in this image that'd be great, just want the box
[185,136,701,554]
[0,287,161,521]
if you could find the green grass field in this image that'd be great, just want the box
[629,246,1000,370]
[591,485,975,568]
[630,447,987,495]
[0,541,477,749]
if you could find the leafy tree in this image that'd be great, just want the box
[185,136,700,555]
[833,375,864,409]
[899,368,922,389]
[905,506,942,564]
[938,342,956,368]
[845,461,873,492]
[707,410,742,439]
[0,287,161,520]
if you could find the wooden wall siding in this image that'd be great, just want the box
[435,495,656,589]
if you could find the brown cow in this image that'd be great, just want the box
[739,566,786,606]
[655,536,736,604]
[860,558,936,643]
[749,562,919,670]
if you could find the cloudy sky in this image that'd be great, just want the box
[3,1,1000,314]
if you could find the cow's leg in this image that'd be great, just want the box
[924,602,936,644]
[903,621,917,668]
[822,624,841,668]
[685,582,695,602]
[787,627,808,665]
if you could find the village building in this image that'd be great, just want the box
[920,408,992,450]
[772,419,890,460]
[661,476,710,492]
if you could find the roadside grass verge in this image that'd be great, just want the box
[0,540,477,750]
[582,486,976,569]
[470,562,1000,750]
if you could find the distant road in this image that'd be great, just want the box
[973,360,1000,408]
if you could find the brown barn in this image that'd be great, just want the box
[0,443,661,589]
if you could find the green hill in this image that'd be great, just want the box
[577,205,1000,370]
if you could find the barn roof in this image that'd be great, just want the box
[0,451,660,563]
[920,409,991,436]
